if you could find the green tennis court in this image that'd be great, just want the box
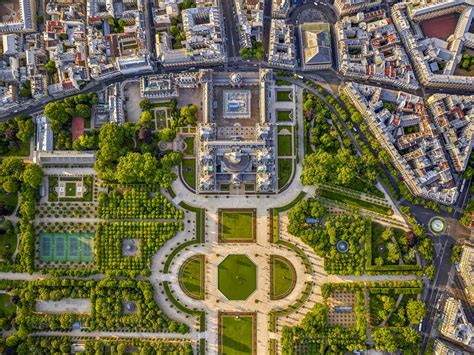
[39,233,94,262]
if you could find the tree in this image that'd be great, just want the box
[44,101,70,133]
[140,111,153,127]
[45,60,57,75]
[406,300,426,324]
[0,157,25,193]
[387,242,400,263]
[75,104,91,119]
[450,245,462,264]
[381,228,394,241]
[22,163,44,189]
[417,237,434,260]
[139,99,152,111]
[180,105,197,125]
[425,264,435,280]
[15,117,34,143]
[116,152,159,184]
[375,256,384,266]
[158,128,176,142]
[372,328,398,352]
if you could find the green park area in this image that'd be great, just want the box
[276,90,292,102]
[218,255,257,300]
[278,159,292,189]
[271,255,296,300]
[179,255,205,300]
[219,313,255,355]
[277,134,292,157]
[218,209,256,242]
[318,188,393,216]
[48,176,93,202]
[277,110,292,122]
[184,137,195,155]
[39,233,94,263]
[0,293,16,319]
[182,159,196,189]
[0,220,17,263]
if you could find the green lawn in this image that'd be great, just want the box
[277,110,292,122]
[0,222,17,261]
[278,159,292,189]
[218,255,257,300]
[65,182,76,197]
[154,110,167,130]
[184,137,195,155]
[276,90,291,102]
[182,159,196,189]
[277,135,292,157]
[219,210,255,242]
[371,223,389,262]
[0,294,16,318]
[319,188,393,215]
[271,256,296,300]
[0,191,18,215]
[179,255,204,300]
[48,176,93,202]
[220,314,255,355]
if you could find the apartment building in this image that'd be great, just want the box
[157,5,225,67]
[268,19,295,69]
[335,8,419,90]
[334,0,381,16]
[392,1,474,91]
[235,0,264,49]
[439,297,474,347]
[458,242,474,304]
[343,82,460,205]
[427,94,474,173]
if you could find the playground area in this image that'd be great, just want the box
[39,233,94,263]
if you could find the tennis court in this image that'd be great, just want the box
[39,233,94,263]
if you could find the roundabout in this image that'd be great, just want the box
[429,217,446,234]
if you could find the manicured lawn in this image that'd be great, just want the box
[371,223,389,262]
[179,255,204,300]
[0,191,18,214]
[219,210,255,242]
[277,135,292,157]
[184,137,195,155]
[276,90,291,102]
[278,159,292,189]
[271,256,296,300]
[218,255,257,300]
[65,182,76,197]
[154,110,167,130]
[277,110,292,122]
[182,159,196,189]
[220,314,255,355]
[0,294,16,318]
[319,188,393,216]
[48,176,93,202]
[0,222,17,261]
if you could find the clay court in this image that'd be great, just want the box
[419,13,459,41]
[72,116,85,141]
